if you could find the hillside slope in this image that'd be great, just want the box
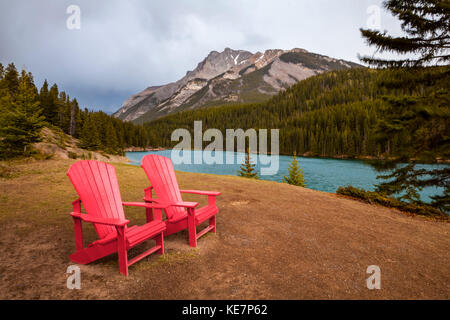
[32,127,128,163]
[114,48,361,123]
[0,159,448,299]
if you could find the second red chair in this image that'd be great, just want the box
[141,155,221,247]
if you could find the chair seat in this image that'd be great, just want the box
[90,220,166,248]
[195,205,219,225]
[168,205,218,225]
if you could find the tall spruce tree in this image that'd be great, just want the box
[0,70,45,158]
[3,63,19,99]
[46,83,60,125]
[360,0,450,212]
[105,121,119,154]
[283,152,306,187]
[79,113,101,150]
[238,147,259,179]
[69,98,79,136]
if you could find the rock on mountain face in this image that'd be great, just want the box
[114,48,361,123]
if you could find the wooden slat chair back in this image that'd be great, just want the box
[141,154,185,221]
[67,160,125,239]
[67,160,167,276]
[141,155,221,247]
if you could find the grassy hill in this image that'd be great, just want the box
[0,159,448,299]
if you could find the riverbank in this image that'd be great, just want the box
[124,147,166,152]
[0,159,448,299]
[127,148,450,164]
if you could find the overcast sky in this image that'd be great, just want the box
[0,0,406,113]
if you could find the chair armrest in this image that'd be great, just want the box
[180,190,221,196]
[122,202,169,209]
[70,212,129,226]
[141,198,198,208]
[170,201,199,208]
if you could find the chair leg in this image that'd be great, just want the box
[188,215,197,248]
[117,227,128,276]
[73,217,84,251]
[156,232,164,254]
[209,216,216,233]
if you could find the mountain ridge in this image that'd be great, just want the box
[114,47,362,123]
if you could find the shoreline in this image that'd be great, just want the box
[124,147,167,152]
[124,149,450,164]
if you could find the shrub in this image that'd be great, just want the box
[336,185,447,219]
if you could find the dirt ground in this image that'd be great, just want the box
[0,159,448,299]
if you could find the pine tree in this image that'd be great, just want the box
[46,83,60,125]
[360,0,449,68]
[69,98,79,136]
[0,70,45,158]
[39,80,51,122]
[283,152,306,187]
[359,0,450,212]
[3,63,19,99]
[105,120,119,154]
[79,114,101,150]
[238,147,259,179]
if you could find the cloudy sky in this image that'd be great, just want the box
[0,0,405,113]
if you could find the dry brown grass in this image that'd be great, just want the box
[0,159,449,299]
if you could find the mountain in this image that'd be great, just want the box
[113,47,362,123]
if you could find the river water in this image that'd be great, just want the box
[126,150,446,203]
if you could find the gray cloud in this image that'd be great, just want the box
[0,0,404,113]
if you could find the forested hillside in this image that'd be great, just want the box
[144,67,449,160]
[0,63,149,159]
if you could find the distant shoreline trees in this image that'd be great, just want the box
[143,67,447,161]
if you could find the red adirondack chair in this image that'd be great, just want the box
[67,160,168,276]
[141,155,221,247]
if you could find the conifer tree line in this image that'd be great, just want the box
[0,63,149,159]
[143,67,448,160]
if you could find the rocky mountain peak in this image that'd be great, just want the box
[114,47,362,123]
